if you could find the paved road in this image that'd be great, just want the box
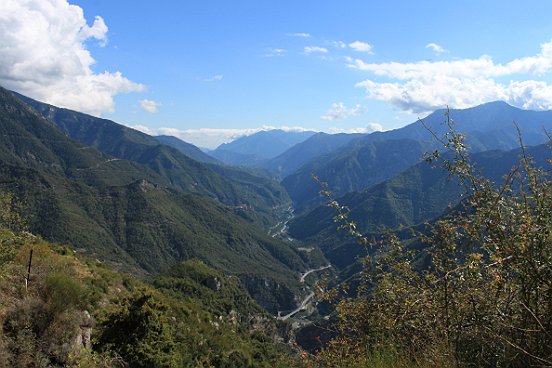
[300,265,331,283]
[277,265,332,320]
[277,292,315,321]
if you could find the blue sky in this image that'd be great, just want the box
[2,1,552,148]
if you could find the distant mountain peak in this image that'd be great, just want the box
[210,129,318,165]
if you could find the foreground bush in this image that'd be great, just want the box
[307,117,552,367]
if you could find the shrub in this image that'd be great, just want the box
[41,271,87,316]
[95,290,178,368]
[308,115,552,367]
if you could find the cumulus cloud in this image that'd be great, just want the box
[139,99,160,113]
[304,46,329,55]
[328,123,383,134]
[350,39,552,114]
[425,42,447,54]
[349,41,373,54]
[0,0,144,116]
[129,125,314,149]
[321,102,363,121]
[203,74,224,82]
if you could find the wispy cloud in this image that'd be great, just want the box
[426,42,447,54]
[264,48,287,57]
[203,74,224,82]
[330,40,347,49]
[0,0,143,116]
[139,99,160,113]
[321,102,363,121]
[287,32,311,38]
[304,46,329,55]
[350,39,552,114]
[349,41,373,54]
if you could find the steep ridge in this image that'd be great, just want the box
[14,92,290,219]
[289,143,551,269]
[155,134,220,164]
[262,132,364,178]
[0,87,322,311]
[283,138,431,213]
[283,101,552,212]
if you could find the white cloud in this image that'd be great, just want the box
[80,16,108,46]
[350,39,552,114]
[366,122,384,132]
[264,48,287,57]
[203,74,224,82]
[329,123,383,134]
[349,41,373,54]
[321,102,363,121]
[0,0,144,116]
[330,40,347,49]
[304,46,329,55]
[139,99,160,113]
[287,32,311,38]
[425,42,447,54]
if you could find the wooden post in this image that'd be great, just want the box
[25,248,33,293]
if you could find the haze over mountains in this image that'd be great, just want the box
[2,85,551,327]
[210,130,317,166]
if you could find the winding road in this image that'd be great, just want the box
[277,265,332,320]
[300,265,332,283]
[278,292,315,321]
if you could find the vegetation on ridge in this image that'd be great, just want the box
[299,117,552,367]
[0,194,296,367]
[1,87,325,312]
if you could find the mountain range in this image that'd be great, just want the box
[2,87,326,312]
[3,85,552,316]
[282,101,552,212]
[289,143,551,269]
[209,129,317,166]
[14,92,291,225]
[262,132,365,178]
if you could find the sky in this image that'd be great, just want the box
[2,1,552,148]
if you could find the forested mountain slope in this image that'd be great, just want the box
[289,142,551,268]
[262,132,364,178]
[14,92,290,220]
[0,87,323,311]
[155,134,220,164]
[283,101,552,212]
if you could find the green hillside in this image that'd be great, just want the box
[289,143,552,269]
[283,138,430,213]
[0,226,296,367]
[0,87,324,312]
[14,92,291,221]
[262,132,364,178]
[155,134,220,164]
